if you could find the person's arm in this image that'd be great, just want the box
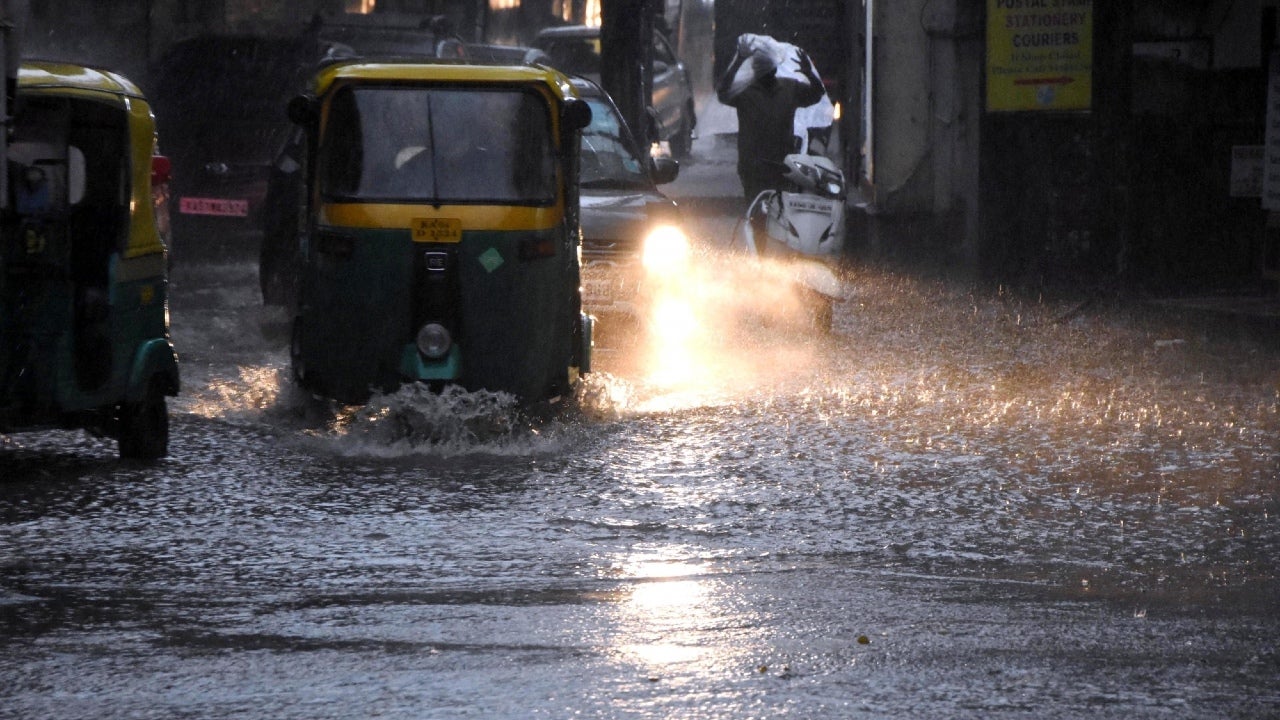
[716,50,748,105]
[794,50,826,108]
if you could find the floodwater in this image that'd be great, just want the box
[1,222,1278,718]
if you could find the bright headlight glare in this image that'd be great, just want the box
[416,322,452,359]
[641,225,690,271]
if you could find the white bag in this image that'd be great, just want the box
[723,33,802,101]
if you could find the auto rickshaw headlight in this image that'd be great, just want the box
[641,225,690,272]
[416,323,452,360]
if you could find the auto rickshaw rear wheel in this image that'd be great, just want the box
[118,381,169,460]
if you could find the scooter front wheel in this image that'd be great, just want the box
[813,297,833,334]
[803,289,834,335]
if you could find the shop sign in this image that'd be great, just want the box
[986,0,1093,112]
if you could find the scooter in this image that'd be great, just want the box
[734,152,847,332]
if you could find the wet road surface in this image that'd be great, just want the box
[3,243,1277,718]
[3,144,1280,717]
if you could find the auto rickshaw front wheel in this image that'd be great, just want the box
[118,382,169,460]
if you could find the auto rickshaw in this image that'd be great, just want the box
[286,60,594,404]
[0,61,179,459]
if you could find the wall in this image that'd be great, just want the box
[854,0,983,275]
[19,0,344,85]
[1123,0,1272,291]
[976,0,1127,289]
[24,0,155,81]
[856,0,1273,291]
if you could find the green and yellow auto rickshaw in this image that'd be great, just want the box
[286,61,593,404]
[0,61,179,459]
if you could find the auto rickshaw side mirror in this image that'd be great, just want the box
[67,146,86,206]
[561,97,592,133]
[650,156,679,185]
[287,94,319,128]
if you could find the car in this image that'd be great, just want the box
[534,25,697,158]
[310,12,467,59]
[147,34,355,256]
[464,42,552,66]
[569,76,689,323]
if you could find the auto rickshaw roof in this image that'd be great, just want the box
[18,61,145,99]
[315,60,574,100]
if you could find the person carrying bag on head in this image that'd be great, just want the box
[716,33,825,202]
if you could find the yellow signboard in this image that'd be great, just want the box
[986,0,1093,112]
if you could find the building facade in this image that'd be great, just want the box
[847,0,1277,292]
[19,0,1279,292]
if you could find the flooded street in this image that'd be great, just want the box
[3,170,1280,716]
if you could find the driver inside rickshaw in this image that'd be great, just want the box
[14,164,51,215]
[323,85,555,204]
[393,94,506,195]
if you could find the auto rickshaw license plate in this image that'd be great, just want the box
[413,218,462,243]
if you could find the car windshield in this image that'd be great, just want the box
[320,85,556,204]
[579,96,649,189]
[319,26,442,56]
[539,36,601,76]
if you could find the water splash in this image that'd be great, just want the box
[313,383,540,457]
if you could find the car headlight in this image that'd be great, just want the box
[416,322,452,360]
[641,224,690,272]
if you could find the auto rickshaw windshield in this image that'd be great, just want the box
[319,85,557,204]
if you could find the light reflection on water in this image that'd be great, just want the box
[605,554,733,680]
[615,579,711,669]
[614,559,710,664]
